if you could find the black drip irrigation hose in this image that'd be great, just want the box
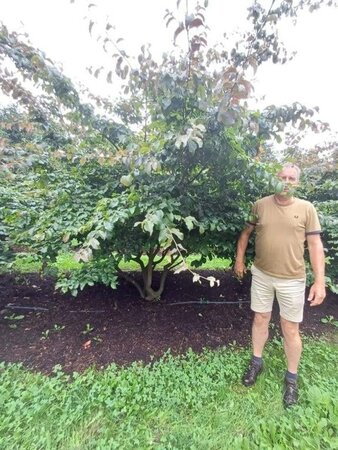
[167,299,250,306]
[5,304,49,311]
[4,300,250,310]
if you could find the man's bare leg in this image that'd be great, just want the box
[242,311,271,386]
[280,318,302,373]
[252,312,271,357]
[280,317,301,407]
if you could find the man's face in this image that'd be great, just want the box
[277,167,299,196]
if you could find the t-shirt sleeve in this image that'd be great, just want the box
[247,202,259,226]
[305,204,322,235]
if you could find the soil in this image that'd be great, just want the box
[0,271,337,374]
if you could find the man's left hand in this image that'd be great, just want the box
[307,282,326,306]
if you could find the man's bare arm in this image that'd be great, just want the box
[307,233,326,306]
[234,224,255,278]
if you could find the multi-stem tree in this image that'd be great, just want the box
[1,0,335,299]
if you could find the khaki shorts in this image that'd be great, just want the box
[251,264,306,323]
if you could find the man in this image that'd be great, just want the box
[234,163,326,407]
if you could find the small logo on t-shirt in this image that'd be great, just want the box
[294,215,299,218]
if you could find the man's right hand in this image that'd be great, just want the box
[234,260,247,279]
[234,226,254,279]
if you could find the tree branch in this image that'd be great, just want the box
[117,269,144,298]
[158,268,169,295]
[153,246,171,267]
[130,255,145,270]
[164,254,182,271]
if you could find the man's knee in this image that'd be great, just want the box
[280,318,300,339]
[253,312,271,327]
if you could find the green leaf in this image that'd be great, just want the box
[184,216,196,231]
[275,181,284,194]
[188,140,198,154]
[120,175,133,187]
[152,210,164,225]
[143,220,154,236]
[170,228,184,241]
[104,221,114,232]
[88,237,100,250]
[96,230,107,240]
[158,228,169,243]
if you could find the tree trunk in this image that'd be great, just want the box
[118,261,168,301]
[118,249,181,301]
[141,262,168,301]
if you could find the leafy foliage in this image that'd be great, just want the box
[303,169,337,291]
[1,0,337,298]
[0,338,337,448]
[281,142,338,291]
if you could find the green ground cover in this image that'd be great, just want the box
[7,252,232,274]
[0,337,337,450]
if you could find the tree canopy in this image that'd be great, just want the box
[1,0,337,299]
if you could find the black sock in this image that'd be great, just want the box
[252,355,263,366]
[285,370,298,382]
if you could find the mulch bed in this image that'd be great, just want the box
[0,270,337,374]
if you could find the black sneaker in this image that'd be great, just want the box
[283,379,298,408]
[242,360,263,387]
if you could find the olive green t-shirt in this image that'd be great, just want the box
[249,195,321,279]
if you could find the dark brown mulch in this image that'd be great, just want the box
[0,270,337,374]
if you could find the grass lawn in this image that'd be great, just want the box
[6,252,232,274]
[1,336,337,449]
[1,254,337,448]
